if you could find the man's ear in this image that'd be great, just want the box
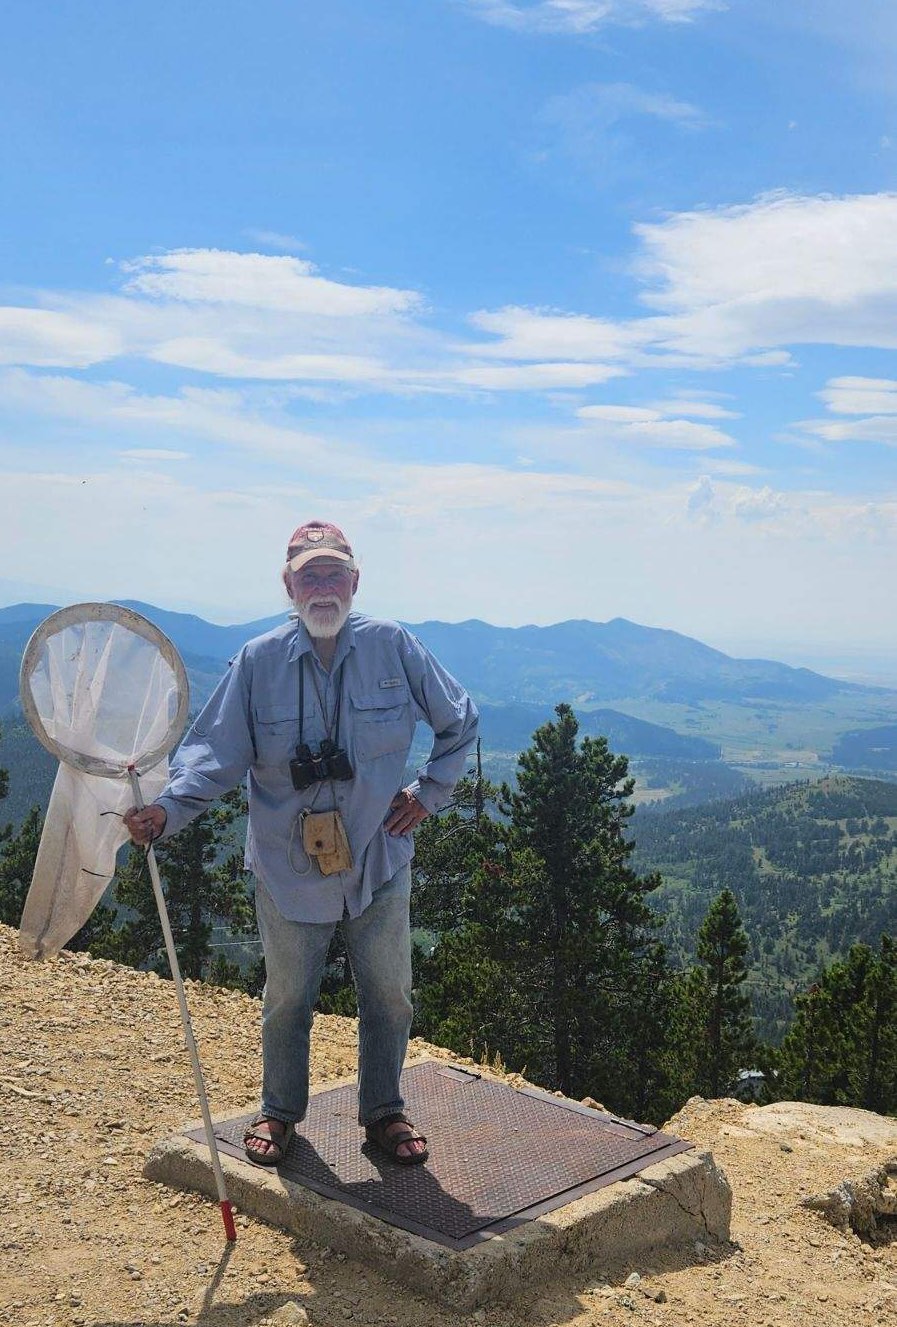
[351,569,360,595]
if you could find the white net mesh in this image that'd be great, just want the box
[18,604,189,958]
[21,605,187,777]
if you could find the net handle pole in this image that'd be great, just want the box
[127,767,237,1243]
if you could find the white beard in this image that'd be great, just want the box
[296,596,351,639]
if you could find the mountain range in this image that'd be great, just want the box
[1,598,880,712]
[2,600,897,829]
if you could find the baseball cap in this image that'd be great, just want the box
[286,521,355,573]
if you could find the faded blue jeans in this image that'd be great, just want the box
[254,863,414,1127]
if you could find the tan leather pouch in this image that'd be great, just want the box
[302,810,353,875]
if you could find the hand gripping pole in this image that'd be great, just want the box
[128,768,237,1242]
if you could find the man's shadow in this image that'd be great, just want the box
[279,1129,481,1244]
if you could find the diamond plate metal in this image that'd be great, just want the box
[187,1061,692,1249]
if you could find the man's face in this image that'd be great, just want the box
[287,557,357,639]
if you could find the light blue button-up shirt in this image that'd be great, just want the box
[156,612,479,922]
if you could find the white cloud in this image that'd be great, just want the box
[121,249,421,317]
[10,197,897,402]
[243,229,307,251]
[0,369,357,470]
[460,0,720,34]
[0,308,123,368]
[579,404,663,422]
[467,305,646,361]
[117,449,190,461]
[578,402,735,449]
[3,448,894,645]
[732,485,788,522]
[699,457,764,476]
[683,474,897,539]
[800,415,897,448]
[687,474,717,521]
[819,375,897,415]
[634,192,897,357]
[148,338,391,384]
[541,80,705,134]
[797,375,897,447]
[648,398,739,418]
[450,361,625,389]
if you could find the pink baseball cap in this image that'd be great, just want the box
[286,521,355,573]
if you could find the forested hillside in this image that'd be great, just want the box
[632,777,897,1041]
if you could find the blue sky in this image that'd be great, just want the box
[2,0,897,667]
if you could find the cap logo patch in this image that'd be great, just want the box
[307,529,325,542]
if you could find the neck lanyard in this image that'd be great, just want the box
[298,653,344,748]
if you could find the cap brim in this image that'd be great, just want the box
[287,548,354,573]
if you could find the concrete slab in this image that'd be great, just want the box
[144,1062,732,1310]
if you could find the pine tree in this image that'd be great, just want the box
[500,705,663,1098]
[0,806,42,927]
[416,704,668,1115]
[777,935,897,1113]
[411,745,499,934]
[863,933,897,1113]
[678,888,755,1098]
[94,788,254,980]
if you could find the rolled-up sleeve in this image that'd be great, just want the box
[401,634,479,814]
[155,651,255,838]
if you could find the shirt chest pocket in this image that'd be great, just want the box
[253,706,299,766]
[351,689,413,762]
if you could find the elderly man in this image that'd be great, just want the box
[125,521,478,1166]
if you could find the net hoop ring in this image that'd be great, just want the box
[19,602,190,778]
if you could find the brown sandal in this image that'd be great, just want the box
[365,1112,429,1166]
[243,1115,291,1167]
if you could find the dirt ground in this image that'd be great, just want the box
[1,922,896,1327]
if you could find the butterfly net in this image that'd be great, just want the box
[18,603,189,958]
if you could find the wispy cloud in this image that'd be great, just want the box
[578,402,735,449]
[117,448,190,461]
[647,397,740,418]
[466,305,646,361]
[818,375,897,415]
[537,81,707,178]
[459,0,721,35]
[243,229,307,252]
[0,308,122,368]
[121,249,421,317]
[6,195,897,403]
[796,375,897,448]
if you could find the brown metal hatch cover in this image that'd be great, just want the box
[188,1061,692,1250]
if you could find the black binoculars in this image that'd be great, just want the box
[290,739,354,791]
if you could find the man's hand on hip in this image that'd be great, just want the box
[123,804,167,845]
[385,788,429,836]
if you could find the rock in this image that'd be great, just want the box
[743,1103,897,1149]
[270,1303,310,1326]
[624,1273,642,1288]
[803,1162,897,1235]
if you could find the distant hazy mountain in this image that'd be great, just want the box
[404,616,870,705]
[1,600,878,715]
